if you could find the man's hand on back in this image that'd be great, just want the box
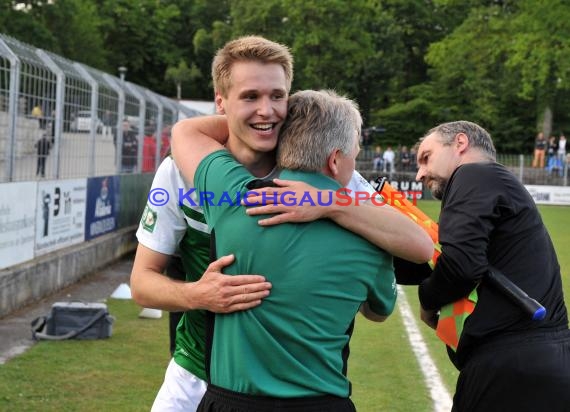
[188,254,272,313]
[243,179,331,225]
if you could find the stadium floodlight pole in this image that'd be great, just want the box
[118,66,127,84]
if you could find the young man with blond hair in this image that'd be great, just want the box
[174,89,396,411]
[133,35,431,412]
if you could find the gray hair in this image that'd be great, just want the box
[423,120,496,160]
[277,90,361,171]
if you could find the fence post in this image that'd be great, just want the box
[74,63,98,177]
[0,39,20,181]
[36,50,64,179]
[145,90,163,171]
[519,154,524,182]
[103,74,125,173]
[124,82,145,174]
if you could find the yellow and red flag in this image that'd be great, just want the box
[379,181,477,350]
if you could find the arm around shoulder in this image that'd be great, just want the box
[170,115,228,184]
[326,201,433,263]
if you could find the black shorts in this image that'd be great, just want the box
[453,328,570,412]
[197,384,356,412]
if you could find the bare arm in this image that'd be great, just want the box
[359,302,389,322]
[324,198,433,263]
[244,179,433,263]
[130,244,272,313]
[130,244,186,311]
[170,115,229,184]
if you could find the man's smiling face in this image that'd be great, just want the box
[216,61,288,156]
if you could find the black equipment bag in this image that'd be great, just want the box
[31,302,114,341]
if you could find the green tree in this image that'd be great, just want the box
[203,0,405,124]
[96,0,182,94]
[424,0,570,151]
[369,0,465,147]
[44,0,107,68]
[1,2,59,53]
[165,60,201,100]
[167,0,230,99]
[505,0,570,138]
[2,1,106,70]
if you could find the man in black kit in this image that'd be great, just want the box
[414,120,570,412]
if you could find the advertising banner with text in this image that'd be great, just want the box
[85,176,119,240]
[368,178,426,201]
[0,182,37,269]
[525,185,570,206]
[35,179,87,256]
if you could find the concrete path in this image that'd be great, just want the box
[0,254,133,364]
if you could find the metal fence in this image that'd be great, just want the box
[0,33,202,183]
[357,149,569,187]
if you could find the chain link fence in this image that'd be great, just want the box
[0,33,202,183]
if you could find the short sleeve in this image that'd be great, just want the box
[136,157,188,255]
[194,150,256,227]
[366,256,397,316]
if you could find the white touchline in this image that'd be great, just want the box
[397,285,453,412]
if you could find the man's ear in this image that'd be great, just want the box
[456,132,469,153]
[214,91,225,115]
[327,149,341,179]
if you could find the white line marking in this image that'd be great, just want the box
[397,285,453,412]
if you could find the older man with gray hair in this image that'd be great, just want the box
[174,89,397,412]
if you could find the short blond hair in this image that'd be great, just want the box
[212,36,294,97]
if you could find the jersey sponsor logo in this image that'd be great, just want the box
[141,204,157,233]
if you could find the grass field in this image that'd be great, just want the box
[0,201,568,411]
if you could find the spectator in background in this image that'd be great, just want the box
[547,135,558,163]
[143,133,157,172]
[546,135,560,176]
[558,134,567,168]
[372,145,383,171]
[45,110,56,145]
[383,145,395,173]
[35,133,51,177]
[31,104,43,127]
[102,110,113,139]
[361,128,371,154]
[532,132,547,168]
[121,119,138,173]
[410,146,418,171]
[399,145,411,172]
[160,126,172,160]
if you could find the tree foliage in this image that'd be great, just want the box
[165,60,201,100]
[2,0,570,152]
[423,0,570,150]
